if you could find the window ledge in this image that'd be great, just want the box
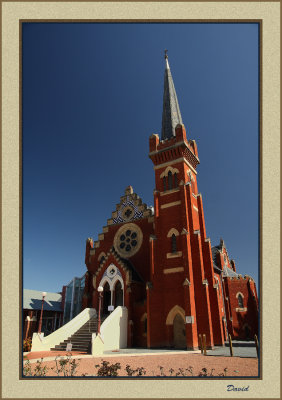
[166,251,182,259]
[160,188,180,196]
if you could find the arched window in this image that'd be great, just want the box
[171,234,177,253]
[102,282,111,315]
[174,172,178,188]
[238,294,244,308]
[168,171,173,190]
[114,280,123,308]
[163,176,166,191]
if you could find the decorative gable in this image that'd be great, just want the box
[110,186,154,225]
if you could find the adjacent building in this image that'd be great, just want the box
[23,289,63,339]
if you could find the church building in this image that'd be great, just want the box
[82,54,258,349]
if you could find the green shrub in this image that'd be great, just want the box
[23,337,32,352]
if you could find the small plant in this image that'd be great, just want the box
[158,366,165,376]
[23,337,32,352]
[52,353,80,376]
[186,366,194,376]
[33,358,49,376]
[217,367,228,377]
[95,360,121,376]
[125,364,146,376]
[23,360,32,376]
[23,358,49,376]
[199,367,208,377]
[175,368,186,376]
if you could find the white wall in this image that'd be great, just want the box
[92,306,128,355]
[31,308,96,352]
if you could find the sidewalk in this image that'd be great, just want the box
[24,348,201,364]
[24,341,258,364]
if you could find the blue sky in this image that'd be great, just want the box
[23,23,259,293]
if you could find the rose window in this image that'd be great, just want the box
[114,223,143,258]
[119,230,138,253]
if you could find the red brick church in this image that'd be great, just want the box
[82,54,258,349]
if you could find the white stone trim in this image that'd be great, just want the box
[111,275,124,291]
[160,166,179,178]
[100,268,124,308]
[167,228,180,237]
[166,251,182,259]
[154,157,198,175]
[98,252,106,262]
[193,205,198,212]
[161,200,181,209]
[163,267,184,274]
[166,305,185,325]
[98,233,104,241]
[160,187,180,196]
[113,223,143,258]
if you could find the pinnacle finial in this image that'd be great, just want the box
[164,49,168,59]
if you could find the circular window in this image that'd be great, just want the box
[106,264,117,279]
[113,223,143,258]
[122,205,135,221]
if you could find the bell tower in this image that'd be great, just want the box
[147,52,225,349]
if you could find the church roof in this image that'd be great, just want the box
[222,265,239,278]
[211,244,239,278]
[161,51,183,140]
[120,257,144,283]
[23,289,62,311]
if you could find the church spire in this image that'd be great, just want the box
[161,50,183,141]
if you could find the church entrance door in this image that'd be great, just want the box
[173,314,186,349]
[102,282,111,316]
[114,280,123,308]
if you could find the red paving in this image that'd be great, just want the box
[23,352,259,377]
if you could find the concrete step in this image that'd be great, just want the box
[63,339,91,344]
[50,316,104,353]
[54,344,90,349]
[225,340,256,347]
[68,333,92,339]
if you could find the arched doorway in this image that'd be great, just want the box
[173,314,186,349]
[114,280,123,308]
[102,282,111,316]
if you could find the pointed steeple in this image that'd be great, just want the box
[161,50,183,140]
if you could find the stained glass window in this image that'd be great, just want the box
[238,294,244,308]
[174,172,178,187]
[171,234,177,253]
[168,171,173,190]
